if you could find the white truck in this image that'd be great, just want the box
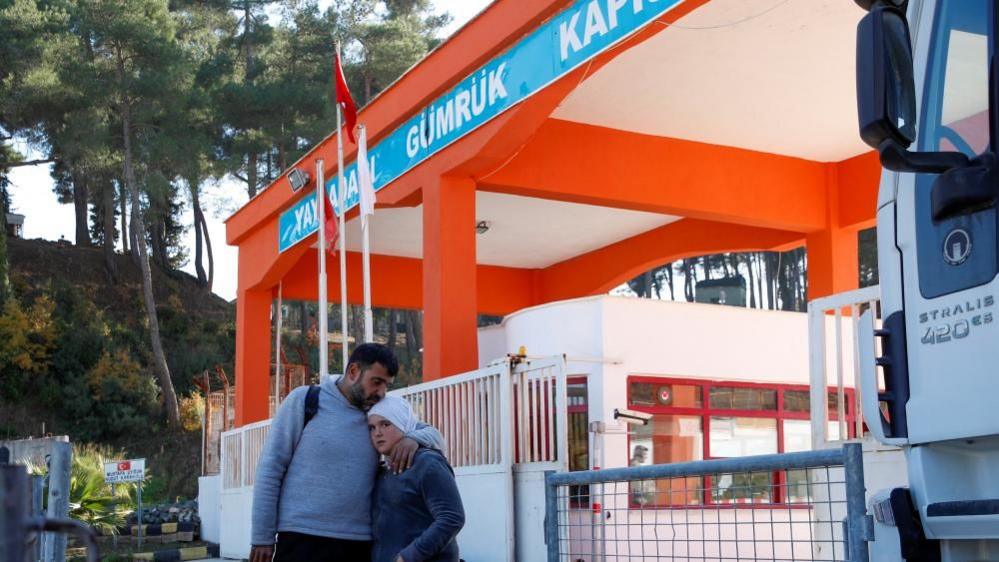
[854,0,999,560]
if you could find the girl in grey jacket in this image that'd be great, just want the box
[368,396,465,562]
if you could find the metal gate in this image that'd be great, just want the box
[544,443,870,562]
[512,356,570,561]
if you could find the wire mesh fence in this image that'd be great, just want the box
[545,444,868,562]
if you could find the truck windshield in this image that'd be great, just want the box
[919,0,993,156]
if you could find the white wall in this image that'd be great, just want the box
[197,475,221,544]
[477,324,507,368]
[601,298,815,385]
[220,486,253,559]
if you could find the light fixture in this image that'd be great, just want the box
[287,168,310,192]
[476,220,491,235]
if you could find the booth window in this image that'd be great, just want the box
[567,377,590,507]
[627,376,855,507]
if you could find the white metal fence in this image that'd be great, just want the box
[512,359,567,465]
[807,286,881,450]
[395,362,510,468]
[220,420,271,491]
[218,356,571,487]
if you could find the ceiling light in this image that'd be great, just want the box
[476,220,491,235]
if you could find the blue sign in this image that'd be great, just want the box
[279,0,685,252]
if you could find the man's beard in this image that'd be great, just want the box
[345,379,377,410]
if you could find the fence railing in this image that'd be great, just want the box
[544,444,869,562]
[390,356,570,470]
[808,286,881,450]
[220,419,272,491]
[219,356,568,488]
[394,362,511,468]
[512,358,566,465]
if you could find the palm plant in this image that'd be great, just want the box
[68,444,132,536]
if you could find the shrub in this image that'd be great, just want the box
[0,295,56,400]
[72,350,159,440]
[178,393,204,433]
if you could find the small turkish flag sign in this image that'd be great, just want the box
[118,461,131,471]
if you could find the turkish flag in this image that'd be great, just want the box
[333,53,357,144]
[323,190,339,256]
[118,461,131,471]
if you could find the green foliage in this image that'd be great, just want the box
[69,443,132,535]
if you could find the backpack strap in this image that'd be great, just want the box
[303,384,321,428]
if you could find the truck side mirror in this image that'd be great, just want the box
[857,5,916,150]
[856,4,969,174]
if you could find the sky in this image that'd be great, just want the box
[6,0,492,302]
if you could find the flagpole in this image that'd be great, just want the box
[360,125,374,343]
[316,158,328,380]
[336,42,349,372]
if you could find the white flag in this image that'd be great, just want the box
[357,126,375,224]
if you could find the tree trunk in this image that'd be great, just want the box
[202,201,214,290]
[765,253,777,310]
[683,259,695,302]
[411,311,423,355]
[149,221,162,266]
[756,253,765,309]
[404,310,422,361]
[102,180,118,280]
[278,134,286,172]
[387,310,398,352]
[642,270,653,298]
[665,262,675,301]
[746,253,757,309]
[351,305,363,347]
[73,175,90,246]
[0,193,8,306]
[129,195,140,264]
[247,152,258,198]
[120,93,181,428]
[190,180,206,286]
[801,249,809,307]
[119,180,129,255]
[243,1,257,199]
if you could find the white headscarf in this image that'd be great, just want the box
[367,395,418,434]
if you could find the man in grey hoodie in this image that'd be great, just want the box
[250,343,445,562]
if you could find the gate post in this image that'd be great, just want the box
[844,442,870,562]
[544,470,559,562]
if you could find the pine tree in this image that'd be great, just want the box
[73,0,194,427]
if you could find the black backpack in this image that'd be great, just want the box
[303,384,321,427]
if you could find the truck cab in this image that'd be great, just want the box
[856,0,999,559]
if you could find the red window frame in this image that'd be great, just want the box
[625,375,856,508]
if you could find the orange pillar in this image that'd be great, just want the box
[235,287,272,425]
[806,227,859,299]
[806,166,860,299]
[422,175,478,380]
